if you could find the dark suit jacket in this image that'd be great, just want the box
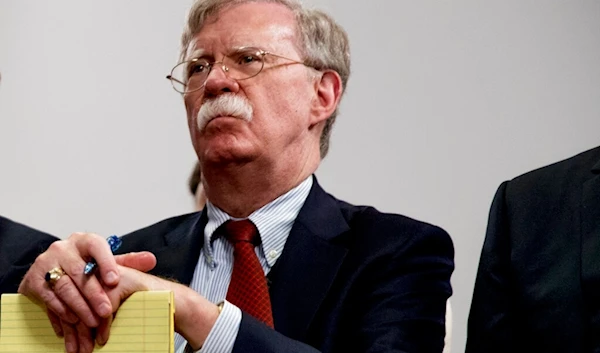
[467,146,600,353]
[117,179,454,353]
[0,216,58,292]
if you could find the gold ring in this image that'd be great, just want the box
[45,267,66,288]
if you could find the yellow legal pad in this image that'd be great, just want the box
[0,291,175,353]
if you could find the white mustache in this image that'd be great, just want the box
[197,94,253,131]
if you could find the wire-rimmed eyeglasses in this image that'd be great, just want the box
[166,47,310,94]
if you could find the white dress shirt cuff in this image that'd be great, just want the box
[197,300,241,353]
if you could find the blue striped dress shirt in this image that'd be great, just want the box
[175,176,313,353]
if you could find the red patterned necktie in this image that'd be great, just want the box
[224,219,274,328]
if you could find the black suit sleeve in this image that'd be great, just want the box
[355,224,453,353]
[466,182,515,352]
[0,217,58,293]
[234,314,321,353]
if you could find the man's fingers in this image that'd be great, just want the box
[60,262,113,319]
[59,234,115,318]
[115,252,157,272]
[47,310,63,337]
[17,231,121,346]
[75,321,95,353]
[96,315,113,346]
[19,259,79,324]
[52,273,102,327]
[73,233,119,286]
[24,235,114,322]
[61,322,78,353]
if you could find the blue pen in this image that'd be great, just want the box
[83,235,122,275]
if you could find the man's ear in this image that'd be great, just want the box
[310,70,343,126]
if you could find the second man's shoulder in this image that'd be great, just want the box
[507,145,600,194]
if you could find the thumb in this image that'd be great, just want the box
[114,252,157,272]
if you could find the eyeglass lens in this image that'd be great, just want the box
[170,49,265,93]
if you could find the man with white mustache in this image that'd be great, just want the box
[16,1,454,352]
[198,94,253,132]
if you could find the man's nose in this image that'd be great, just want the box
[204,63,239,95]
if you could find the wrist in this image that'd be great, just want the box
[176,288,221,350]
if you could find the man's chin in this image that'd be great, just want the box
[198,138,257,165]
[202,152,256,166]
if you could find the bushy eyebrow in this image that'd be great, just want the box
[186,44,270,60]
[186,48,208,60]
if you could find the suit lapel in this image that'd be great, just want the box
[267,178,349,340]
[151,210,207,285]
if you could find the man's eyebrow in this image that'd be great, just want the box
[228,45,265,54]
[230,45,256,50]
[186,47,208,60]
[185,45,269,60]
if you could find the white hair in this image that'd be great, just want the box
[197,94,254,131]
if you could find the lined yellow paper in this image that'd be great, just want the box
[0,291,174,353]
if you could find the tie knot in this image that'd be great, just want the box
[224,219,260,245]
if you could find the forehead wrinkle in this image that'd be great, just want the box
[261,23,299,54]
[189,12,300,59]
[227,26,299,58]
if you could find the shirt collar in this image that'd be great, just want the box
[203,176,313,267]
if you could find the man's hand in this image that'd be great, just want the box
[17,232,157,353]
[18,232,121,326]
[99,266,221,351]
[45,252,158,353]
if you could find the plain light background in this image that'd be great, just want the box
[1,1,599,352]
